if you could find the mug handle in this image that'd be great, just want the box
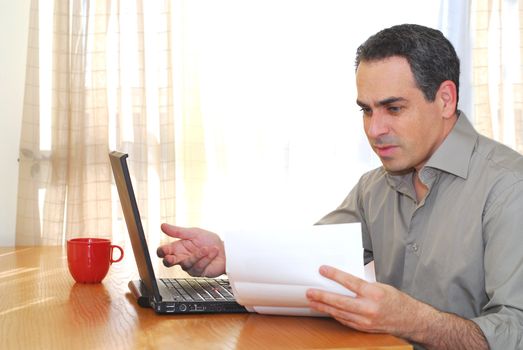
[110,245,124,263]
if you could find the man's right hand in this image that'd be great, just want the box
[156,224,226,277]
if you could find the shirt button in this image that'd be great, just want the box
[412,243,419,252]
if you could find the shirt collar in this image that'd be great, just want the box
[425,111,478,179]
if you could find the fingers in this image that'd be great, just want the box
[307,288,364,315]
[306,265,373,317]
[161,223,198,240]
[157,245,168,258]
[160,253,180,268]
[184,247,220,277]
[156,241,180,259]
[319,265,368,296]
[308,297,371,330]
[157,224,198,258]
[160,245,219,276]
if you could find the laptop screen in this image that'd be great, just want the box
[109,151,162,302]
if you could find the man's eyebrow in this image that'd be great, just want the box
[356,97,407,108]
[377,97,407,106]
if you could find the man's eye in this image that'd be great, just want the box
[388,106,402,113]
[360,107,372,116]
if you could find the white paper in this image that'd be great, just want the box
[224,223,375,316]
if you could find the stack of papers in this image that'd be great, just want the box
[224,223,375,316]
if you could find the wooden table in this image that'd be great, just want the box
[0,246,412,349]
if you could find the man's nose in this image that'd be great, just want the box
[365,111,389,139]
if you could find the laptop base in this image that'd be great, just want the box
[128,280,247,314]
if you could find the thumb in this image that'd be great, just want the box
[161,223,197,240]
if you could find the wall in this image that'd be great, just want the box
[0,0,31,246]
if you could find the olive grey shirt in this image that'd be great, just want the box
[317,112,523,349]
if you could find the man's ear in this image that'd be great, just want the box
[437,80,458,119]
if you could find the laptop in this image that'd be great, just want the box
[109,151,247,314]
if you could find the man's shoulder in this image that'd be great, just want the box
[356,166,392,192]
[359,166,387,181]
[474,134,523,179]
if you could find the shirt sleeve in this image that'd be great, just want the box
[315,175,374,264]
[471,180,523,349]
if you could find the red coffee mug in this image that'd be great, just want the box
[67,238,124,283]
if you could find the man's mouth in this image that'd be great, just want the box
[374,145,398,158]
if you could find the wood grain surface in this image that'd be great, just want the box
[0,246,412,350]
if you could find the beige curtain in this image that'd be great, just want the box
[16,0,206,245]
[472,0,523,153]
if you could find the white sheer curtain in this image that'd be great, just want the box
[471,0,523,154]
[16,0,520,247]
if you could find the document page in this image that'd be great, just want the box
[224,223,375,316]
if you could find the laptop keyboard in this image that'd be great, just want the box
[160,278,236,302]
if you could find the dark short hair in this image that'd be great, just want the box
[355,24,460,106]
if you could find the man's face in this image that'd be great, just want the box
[356,56,448,173]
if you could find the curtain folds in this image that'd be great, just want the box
[16,0,182,245]
[472,0,523,153]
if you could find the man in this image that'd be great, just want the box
[157,24,523,349]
